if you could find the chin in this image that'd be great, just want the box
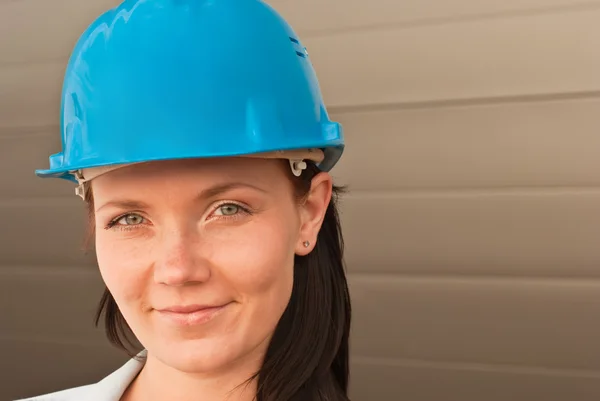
[151,336,263,375]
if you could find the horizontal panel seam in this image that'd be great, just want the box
[328,91,600,114]
[339,187,600,199]
[6,186,600,206]
[0,265,98,278]
[299,1,600,38]
[0,335,108,348]
[347,272,600,286]
[6,265,600,285]
[2,92,600,134]
[352,355,600,378]
[1,336,600,379]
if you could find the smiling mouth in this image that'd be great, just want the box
[155,303,230,326]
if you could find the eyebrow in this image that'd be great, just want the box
[197,182,268,199]
[95,182,268,213]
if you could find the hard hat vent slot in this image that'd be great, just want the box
[289,37,308,59]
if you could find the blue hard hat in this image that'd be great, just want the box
[36,0,344,184]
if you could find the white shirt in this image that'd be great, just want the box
[16,351,147,401]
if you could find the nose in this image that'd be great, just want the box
[153,228,211,286]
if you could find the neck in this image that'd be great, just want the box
[121,352,261,401]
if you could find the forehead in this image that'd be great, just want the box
[91,157,290,194]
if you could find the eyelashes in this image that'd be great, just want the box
[104,201,253,231]
[104,213,148,230]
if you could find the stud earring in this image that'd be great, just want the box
[303,241,310,248]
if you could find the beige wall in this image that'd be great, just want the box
[1,0,600,400]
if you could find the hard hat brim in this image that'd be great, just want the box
[35,143,344,184]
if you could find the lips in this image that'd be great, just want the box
[158,304,220,313]
[155,303,230,326]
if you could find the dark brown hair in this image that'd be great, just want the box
[85,161,351,401]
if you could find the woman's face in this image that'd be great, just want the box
[91,157,331,374]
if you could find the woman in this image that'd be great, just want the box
[23,0,350,400]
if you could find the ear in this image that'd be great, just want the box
[295,172,333,255]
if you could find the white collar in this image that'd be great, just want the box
[17,351,146,401]
[86,350,147,401]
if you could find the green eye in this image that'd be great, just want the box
[120,214,144,225]
[218,204,240,216]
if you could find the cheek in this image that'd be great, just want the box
[94,229,150,307]
[211,219,297,299]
